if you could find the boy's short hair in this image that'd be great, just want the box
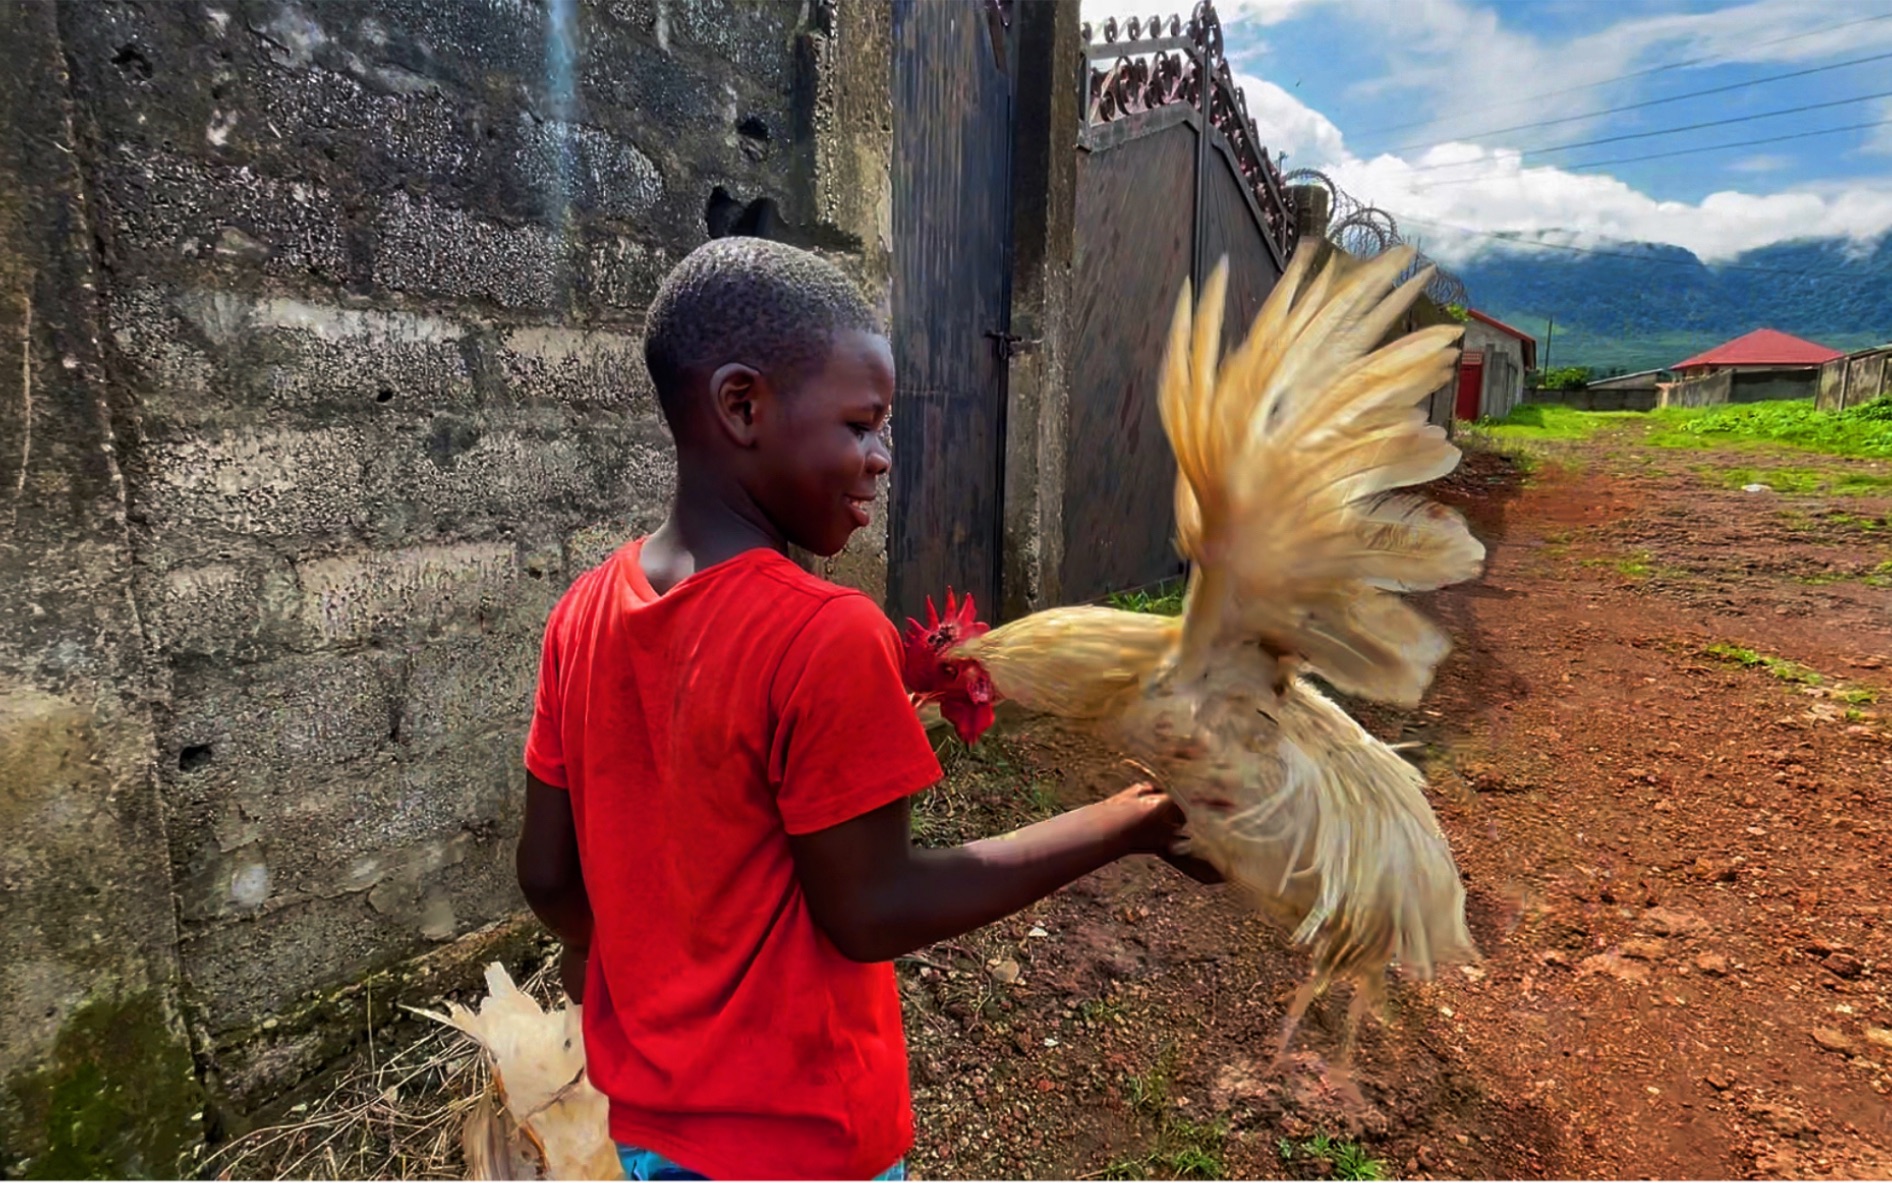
[643,237,881,424]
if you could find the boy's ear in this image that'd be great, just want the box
[709,362,768,447]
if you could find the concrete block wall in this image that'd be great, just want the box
[1730,369,1818,404]
[1522,386,1660,412]
[2,0,892,1168]
[1814,352,1891,412]
[1662,369,1733,408]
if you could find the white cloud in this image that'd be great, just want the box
[1080,0,1892,261]
[1583,0,1892,69]
[1727,154,1794,174]
[1329,151,1892,263]
[1232,71,1345,168]
[1316,0,1892,156]
[1212,70,1892,261]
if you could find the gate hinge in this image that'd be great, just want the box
[983,0,1013,75]
[987,330,1039,360]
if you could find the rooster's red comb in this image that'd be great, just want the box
[904,586,989,647]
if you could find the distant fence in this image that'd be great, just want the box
[1819,346,1892,411]
[1660,368,1832,409]
[1523,386,1658,412]
[1661,370,1732,409]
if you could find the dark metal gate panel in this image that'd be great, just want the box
[1063,125,1196,603]
[1197,144,1282,354]
[1059,6,1297,605]
[888,0,1014,623]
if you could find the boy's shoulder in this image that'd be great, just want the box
[750,559,896,647]
[545,540,890,647]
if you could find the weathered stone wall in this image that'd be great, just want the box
[1662,369,1733,409]
[1730,368,1817,404]
[0,3,200,1174]
[1820,347,1892,412]
[1,0,890,1169]
[1522,386,1660,412]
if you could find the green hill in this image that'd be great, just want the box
[1453,234,1891,376]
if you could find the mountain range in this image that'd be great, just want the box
[1449,232,1892,376]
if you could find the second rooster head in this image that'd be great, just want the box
[901,588,998,747]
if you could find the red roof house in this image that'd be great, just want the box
[1455,308,1539,420]
[1673,328,1843,374]
[1464,308,1538,370]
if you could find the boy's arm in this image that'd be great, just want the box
[789,781,1206,963]
[517,772,594,1000]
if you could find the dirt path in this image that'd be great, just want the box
[903,424,1892,1180]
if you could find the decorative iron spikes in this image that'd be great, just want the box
[1081,2,1297,260]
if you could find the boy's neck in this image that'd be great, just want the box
[643,461,786,592]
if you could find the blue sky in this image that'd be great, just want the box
[1081,0,1892,262]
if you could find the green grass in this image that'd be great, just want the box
[1702,465,1892,496]
[1106,1047,1229,1180]
[1482,398,1892,464]
[1840,687,1879,706]
[1107,1118,1228,1180]
[1577,548,1688,579]
[1158,1120,1228,1180]
[1125,1047,1177,1115]
[1786,510,1892,534]
[1108,581,1187,616]
[1648,397,1892,459]
[1798,559,1892,587]
[1704,643,1822,685]
[910,737,1060,847]
[1475,403,1645,442]
[1278,1133,1390,1181]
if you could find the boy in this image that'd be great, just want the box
[517,237,1213,1181]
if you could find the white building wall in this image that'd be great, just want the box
[1463,320,1529,418]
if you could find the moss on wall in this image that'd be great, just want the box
[4,992,201,1180]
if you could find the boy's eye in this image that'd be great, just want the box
[849,423,872,436]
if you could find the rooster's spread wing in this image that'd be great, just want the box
[1159,242,1482,705]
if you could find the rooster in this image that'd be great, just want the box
[903,242,1484,1063]
[412,962,622,1180]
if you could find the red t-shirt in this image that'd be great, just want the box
[523,540,943,1180]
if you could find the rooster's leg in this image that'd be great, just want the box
[1336,967,1387,1063]
[1271,972,1329,1067]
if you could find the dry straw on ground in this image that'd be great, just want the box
[204,965,558,1181]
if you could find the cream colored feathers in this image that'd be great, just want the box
[1159,243,1481,705]
[413,963,622,1181]
[953,242,1485,1054]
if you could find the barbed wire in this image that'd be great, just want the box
[1281,168,1470,307]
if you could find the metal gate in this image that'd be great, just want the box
[887,0,1016,624]
[1060,4,1299,604]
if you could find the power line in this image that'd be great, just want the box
[1350,10,1892,143]
[1373,48,1892,157]
[1412,116,1892,189]
[1404,87,1892,175]
[1394,214,1876,277]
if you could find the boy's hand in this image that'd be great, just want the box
[1101,782,1226,884]
[1100,781,1182,855]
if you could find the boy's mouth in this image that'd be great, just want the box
[844,495,872,527]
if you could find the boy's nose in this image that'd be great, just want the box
[865,435,891,473]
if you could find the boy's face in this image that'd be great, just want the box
[752,329,895,558]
